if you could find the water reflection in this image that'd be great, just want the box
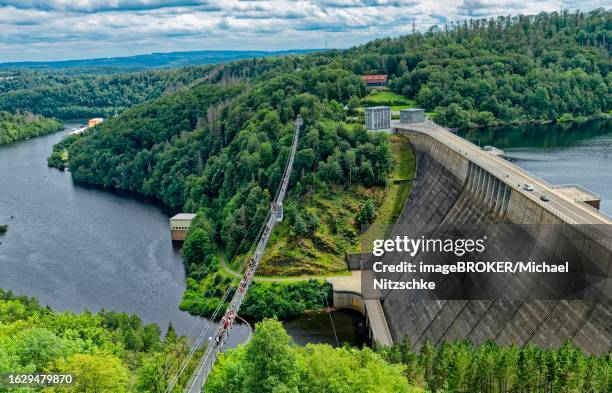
[284,309,369,347]
[460,119,611,149]
[0,124,365,347]
[459,119,612,215]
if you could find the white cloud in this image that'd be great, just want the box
[0,0,606,62]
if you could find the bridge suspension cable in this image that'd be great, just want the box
[164,201,270,392]
[168,115,302,393]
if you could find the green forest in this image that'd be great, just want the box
[2,290,608,392]
[0,66,213,118]
[1,8,611,392]
[0,289,198,392]
[205,318,612,393]
[378,337,611,393]
[0,111,63,145]
[362,10,610,127]
[60,65,395,316]
[42,9,611,321]
[204,318,420,393]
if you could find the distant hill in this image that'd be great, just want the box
[0,50,321,70]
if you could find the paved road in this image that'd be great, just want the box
[67,125,89,136]
[393,119,612,226]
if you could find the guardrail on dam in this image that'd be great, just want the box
[376,119,612,354]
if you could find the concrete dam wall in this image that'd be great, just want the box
[381,127,612,354]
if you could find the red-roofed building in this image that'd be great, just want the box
[362,74,388,87]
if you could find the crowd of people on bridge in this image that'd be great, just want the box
[211,223,269,348]
[210,204,284,348]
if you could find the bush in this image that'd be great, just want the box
[355,199,375,228]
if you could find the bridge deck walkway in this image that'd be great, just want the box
[176,116,302,393]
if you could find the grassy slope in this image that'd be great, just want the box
[363,90,417,111]
[358,134,415,250]
[257,186,373,276]
[362,91,437,117]
[253,133,415,276]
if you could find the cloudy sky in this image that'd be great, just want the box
[0,0,607,62]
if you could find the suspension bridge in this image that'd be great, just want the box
[165,115,302,393]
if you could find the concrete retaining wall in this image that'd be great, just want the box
[333,290,365,315]
[381,128,612,353]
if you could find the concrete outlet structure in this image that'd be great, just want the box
[169,213,196,241]
[365,106,391,130]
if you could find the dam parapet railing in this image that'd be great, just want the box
[393,119,610,222]
[392,118,611,251]
[435,121,612,243]
[439,121,610,221]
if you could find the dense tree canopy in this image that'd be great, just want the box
[205,318,418,393]
[0,289,194,393]
[379,337,611,393]
[344,9,610,127]
[0,111,63,145]
[63,65,387,259]
[0,67,213,118]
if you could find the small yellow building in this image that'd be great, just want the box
[169,213,197,241]
[88,118,104,127]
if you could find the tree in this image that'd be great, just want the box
[48,353,129,393]
[359,161,376,187]
[291,212,308,237]
[355,199,375,228]
[307,212,320,238]
[182,227,215,268]
[205,319,414,393]
[344,149,357,184]
[347,96,361,116]
[165,322,177,343]
[317,157,343,183]
[244,318,298,393]
[16,328,75,371]
[137,353,167,393]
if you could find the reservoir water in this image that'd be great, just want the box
[461,119,612,216]
[0,123,363,347]
[7,119,604,348]
[0,123,248,344]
